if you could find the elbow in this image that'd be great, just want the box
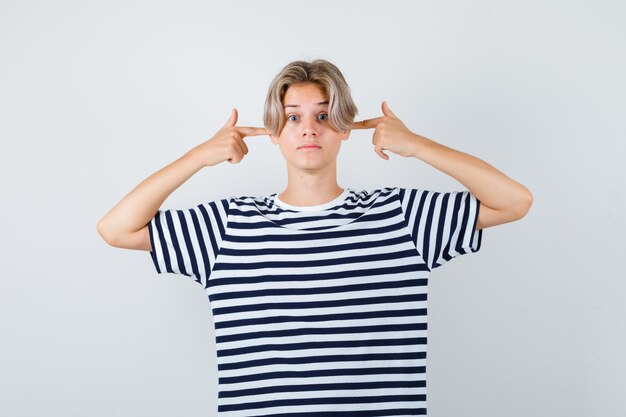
[513,188,533,219]
[97,219,118,247]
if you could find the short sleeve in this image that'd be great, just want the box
[147,197,231,288]
[398,187,483,270]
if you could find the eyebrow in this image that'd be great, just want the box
[283,100,329,108]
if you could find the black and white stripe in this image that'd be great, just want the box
[148,198,229,287]
[148,186,482,416]
[398,188,482,270]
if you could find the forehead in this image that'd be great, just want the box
[283,83,328,108]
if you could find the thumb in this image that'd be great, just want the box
[223,108,238,128]
[382,101,398,119]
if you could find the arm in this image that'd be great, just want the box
[97,108,267,250]
[409,135,533,230]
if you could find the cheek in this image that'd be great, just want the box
[278,125,294,139]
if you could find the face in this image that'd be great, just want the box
[269,83,350,174]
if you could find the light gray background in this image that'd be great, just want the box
[1,1,624,416]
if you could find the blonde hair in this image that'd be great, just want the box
[263,59,358,136]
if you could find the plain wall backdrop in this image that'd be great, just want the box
[1,0,624,416]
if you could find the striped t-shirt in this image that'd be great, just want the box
[148,186,483,416]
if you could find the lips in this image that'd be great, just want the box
[298,143,321,149]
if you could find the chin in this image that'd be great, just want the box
[287,159,332,171]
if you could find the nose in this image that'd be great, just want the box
[300,114,319,137]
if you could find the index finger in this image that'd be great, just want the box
[235,126,270,137]
[351,117,384,130]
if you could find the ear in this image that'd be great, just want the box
[269,132,279,144]
[341,129,351,141]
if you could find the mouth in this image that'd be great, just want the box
[298,144,321,150]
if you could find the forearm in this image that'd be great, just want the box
[410,134,532,215]
[97,149,205,244]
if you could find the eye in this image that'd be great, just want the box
[286,113,328,122]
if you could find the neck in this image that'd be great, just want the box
[278,162,343,206]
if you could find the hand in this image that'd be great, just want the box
[351,101,425,160]
[192,108,269,166]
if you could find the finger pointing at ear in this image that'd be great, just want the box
[351,116,384,130]
[189,108,270,167]
[350,100,426,160]
[236,126,270,137]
